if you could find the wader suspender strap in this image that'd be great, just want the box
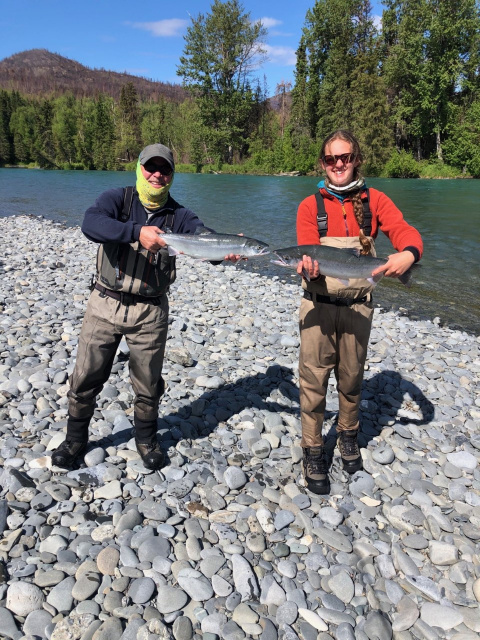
[315,189,372,237]
[119,186,135,222]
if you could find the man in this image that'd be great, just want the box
[52,143,238,470]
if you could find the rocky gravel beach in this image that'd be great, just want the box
[0,214,479,640]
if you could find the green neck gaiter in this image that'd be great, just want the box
[136,160,174,209]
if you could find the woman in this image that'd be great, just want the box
[296,130,423,495]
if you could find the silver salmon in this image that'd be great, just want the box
[162,232,269,261]
[272,244,413,287]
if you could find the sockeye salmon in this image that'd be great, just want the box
[162,231,269,261]
[272,244,414,287]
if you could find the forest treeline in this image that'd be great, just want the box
[1,0,479,178]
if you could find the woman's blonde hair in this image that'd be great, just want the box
[320,130,371,255]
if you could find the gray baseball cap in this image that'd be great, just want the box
[139,144,175,171]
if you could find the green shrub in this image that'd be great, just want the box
[419,161,464,179]
[175,163,198,173]
[124,160,137,172]
[382,150,420,178]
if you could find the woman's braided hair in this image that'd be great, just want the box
[320,130,372,255]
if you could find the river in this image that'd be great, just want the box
[1,168,479,334]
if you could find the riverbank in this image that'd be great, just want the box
[2,162,475,179]
[0,215,479,639]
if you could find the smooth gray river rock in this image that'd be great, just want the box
[156,585,189,614]
[363,611,393,639]
[420,602,464,630]
[5,581,44,616]
[231,554,259,601]
[0,607,21,640]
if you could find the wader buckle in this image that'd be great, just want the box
[120,292,135,306]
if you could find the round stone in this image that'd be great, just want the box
[96,546,120,575]
[156,585,188,614]
[224,467,247,490]
[128,577,156,604]
[328,570,355,604]
[421,602,464,630]
[138,536,171,562]
[6,581,45,616]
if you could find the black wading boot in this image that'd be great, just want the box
[136,440,165,470]
[51,439,87,468]
[134,415,165,470]
[337,429,363,474]
[302,446,330,495]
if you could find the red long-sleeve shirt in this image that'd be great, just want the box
[297,188,423,260]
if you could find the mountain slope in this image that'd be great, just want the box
[0,49,186,102]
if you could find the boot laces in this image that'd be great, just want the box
[306,448,327,474]
[340,432,359,457]
[141,442,159,453]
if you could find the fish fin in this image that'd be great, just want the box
[167,246,181,256]
[367,274,383,287]
[194,226,214,236]
[302,268,311,282]
[347,248,362,257]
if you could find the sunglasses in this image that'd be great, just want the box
[322,153,356,166]
[143,161,173,176]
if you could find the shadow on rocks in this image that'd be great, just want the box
[324,369,435,450]
[91,364,300,468]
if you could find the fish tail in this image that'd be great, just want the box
[398,268,413,288]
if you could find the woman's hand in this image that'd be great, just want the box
[296,255,320,279]
[371,250,415,279]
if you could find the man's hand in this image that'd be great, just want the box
[296,255,320,279]
[139,226,167,252]
[224,233,244,263]
[371,250,415,279]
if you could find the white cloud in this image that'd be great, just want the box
[258,17,282,29]
[372,14,382,29]
[264,44,296,66]
[128,19,189,37]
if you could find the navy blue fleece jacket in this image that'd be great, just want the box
[82,188,206,244]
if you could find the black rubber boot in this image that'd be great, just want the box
[134,416,164,470]
[337,429,363,474]
[51,439,87,468]
[136,440,165,470]
[302,446,330,495]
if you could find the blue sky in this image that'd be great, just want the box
[0,0,384,96]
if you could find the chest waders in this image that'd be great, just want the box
[95,186,177,299]
[66,187,172,444]
[299,190,375,449]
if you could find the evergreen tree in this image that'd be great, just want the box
[9,104,36,164]
[34,99,57,168]
[0,91,14,165]
[118,82,141,162]
[349,0,393,174]
[290,37,310,137]
[177,0,267,164]
[76,97,96,169]
[92,95,116,170]
[52,94,78,166]
[423,0,480,160]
